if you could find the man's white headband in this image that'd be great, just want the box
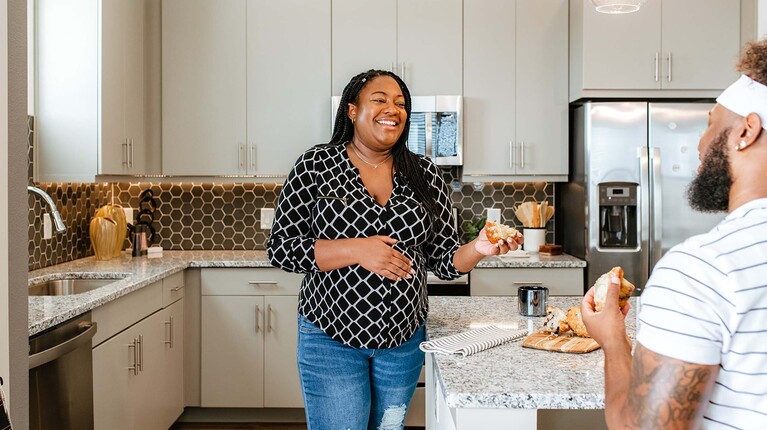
[716,74,767,130]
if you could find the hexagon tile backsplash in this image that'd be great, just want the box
[28,175,554,270]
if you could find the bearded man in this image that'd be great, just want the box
[582,39,767,430]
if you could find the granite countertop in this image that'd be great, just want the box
[427,296,636,410]
[28,250,585,336]
[475,253,586,268]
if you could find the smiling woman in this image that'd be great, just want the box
[267,69,522,430]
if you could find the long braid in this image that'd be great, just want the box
[329,69,439,220]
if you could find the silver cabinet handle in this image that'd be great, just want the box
[512,281,543,285]
[248,280,278,285]
[238,143,245,170]
[399,62,405,81]
[509,141,514,168]
[29,322,97,369]
[122,139,129,166]
[267,304,272,333]
[390,62,396,74]
[654,52,659,82]
[520,140,525,169]
[666,52,672,82]
[137,335,143,372]
[171,285,184,292]
[129,138,134,168]
[128,338,138,375]
[250,145,255,170]
[164,316,173,348]
[255,304,261,333]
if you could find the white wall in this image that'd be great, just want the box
[759,0,767,37]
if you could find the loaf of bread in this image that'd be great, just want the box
[543,306,570,334]
[593,266,635,312]
[566,306,590,338]
[484,221,521,244]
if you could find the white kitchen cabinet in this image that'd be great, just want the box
[570,0,741,99]
[92,277,184,430]
[331,0,462,96]
[462,0,568,182]
[36,0,158,182]
[471,268,584,297]
[200,268,303,408]
[162,0,331,177]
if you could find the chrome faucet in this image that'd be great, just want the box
[27,186,66,233]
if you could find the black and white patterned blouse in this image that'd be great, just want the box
[267,143,463,349]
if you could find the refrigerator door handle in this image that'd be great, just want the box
[638,146,651,290]
[651,147,663,270]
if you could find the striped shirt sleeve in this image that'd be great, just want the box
[637,246,730,365]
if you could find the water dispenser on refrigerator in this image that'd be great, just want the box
[598,183,638,249]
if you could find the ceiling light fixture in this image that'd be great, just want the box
[591,0,645,14]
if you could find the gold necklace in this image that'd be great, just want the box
[350,143,392,169]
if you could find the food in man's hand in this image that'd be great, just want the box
[542,306,570,334]
[484,221,521,244]
[593,266,636,312]
[566,306,590,338]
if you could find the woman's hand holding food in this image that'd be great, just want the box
[355,236,415,281]
[474,221,524,256]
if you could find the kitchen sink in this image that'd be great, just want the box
[28,275,127,297]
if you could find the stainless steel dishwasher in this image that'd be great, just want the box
[29,312,97,430]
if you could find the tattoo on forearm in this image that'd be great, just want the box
[627,344,716,429]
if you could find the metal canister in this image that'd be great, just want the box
[517,285,549,317]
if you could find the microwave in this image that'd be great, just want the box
[331,95,463,166]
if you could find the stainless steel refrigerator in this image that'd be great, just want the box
[561,102,726,292]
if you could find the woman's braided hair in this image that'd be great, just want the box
[329,69,438,219]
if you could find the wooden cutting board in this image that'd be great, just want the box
[522,330,601,353]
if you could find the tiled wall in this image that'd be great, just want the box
[28,120,555,270]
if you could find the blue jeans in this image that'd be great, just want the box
[296,314,425,430]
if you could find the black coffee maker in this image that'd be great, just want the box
[598,183,638,249]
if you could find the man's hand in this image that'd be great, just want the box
[581,274,631,353]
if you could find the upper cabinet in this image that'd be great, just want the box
[462,0,569,182]
[331,0,462,96]
[162,0,331,178]
[570,0,742,100]
[36,0,161,182]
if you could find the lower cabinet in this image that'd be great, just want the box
[471,267,584,296]
[200,268,303,408]
[92,277,184,430]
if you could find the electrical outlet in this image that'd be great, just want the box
[43,213,52,240]
[260,208,275,229]
[123,207,134,224]
[486,208,501,224]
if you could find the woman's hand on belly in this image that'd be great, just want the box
[355,236,415,281]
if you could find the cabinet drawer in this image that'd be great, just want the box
[163,270,185,307]
[92,280,163,347]
[201,268,302,296]
[471,268,583,296]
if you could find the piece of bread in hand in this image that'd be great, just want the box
[566,306,590,338]
[593,266,635,312]
[543,306,570,334]
[484,220,521,244]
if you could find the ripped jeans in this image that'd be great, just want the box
[296,314,425,430]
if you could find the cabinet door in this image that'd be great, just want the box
[331,0,397,95]
[132,310,167,430]
[153,301,184,430]
[162,0,247,175]
[580,0,661,90]
[661,0,740,90]
[100,0,129,174]
[263,296,302,407]
[462,0,516,177]
[201,295,265,407]
[93,324,140,430]
[397,0,462,95]
[247,0,331,176]
[515,0,568,176]
[123,0,147,173]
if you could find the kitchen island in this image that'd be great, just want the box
[426,296,636,430]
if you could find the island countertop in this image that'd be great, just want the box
[427,296,636,410]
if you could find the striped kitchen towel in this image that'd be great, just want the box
[419,326,528,357]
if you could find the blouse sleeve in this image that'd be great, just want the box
[267,148,320,274]
[421,161,464,280]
